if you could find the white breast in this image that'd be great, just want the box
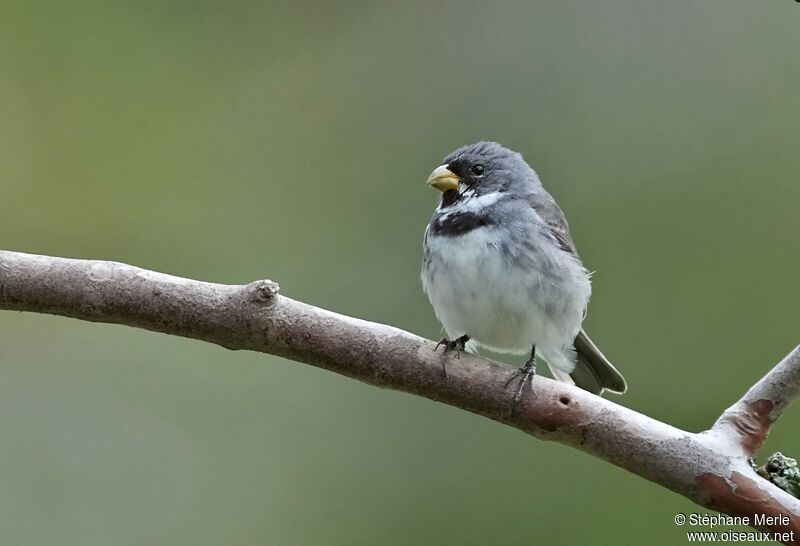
[422,223,591,368]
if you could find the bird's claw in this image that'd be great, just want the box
[434,335,469,378]
[505,362,537,416]
[435,335,468,356]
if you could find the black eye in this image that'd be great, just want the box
[470,164,484,175]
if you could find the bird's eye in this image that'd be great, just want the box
[470,164,484,175]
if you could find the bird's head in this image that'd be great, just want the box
[426,141,539,208]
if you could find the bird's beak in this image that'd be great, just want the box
[426,165,460,192]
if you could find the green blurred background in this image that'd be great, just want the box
[1,1,799,544]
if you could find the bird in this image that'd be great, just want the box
[420,141,626,406]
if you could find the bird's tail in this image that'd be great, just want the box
[563,329,627,395]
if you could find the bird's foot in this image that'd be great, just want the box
[435,335,469,355]
[505,360,537,416]
[434,335,470,378]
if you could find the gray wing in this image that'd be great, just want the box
[526,191,578,257]
[527,193,627,395]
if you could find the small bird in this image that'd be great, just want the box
[421,141,626,404]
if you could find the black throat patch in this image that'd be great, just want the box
[429,210,494,237]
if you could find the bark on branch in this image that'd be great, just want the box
[1,250,799,543]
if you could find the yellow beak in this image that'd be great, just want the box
[426,165,460,192]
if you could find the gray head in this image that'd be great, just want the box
[426,141,541,208]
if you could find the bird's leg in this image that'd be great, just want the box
[505,345,537,414]
[434,335,470,378]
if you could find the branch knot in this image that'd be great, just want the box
[246,280,280,303]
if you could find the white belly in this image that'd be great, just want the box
[422,226,591,367]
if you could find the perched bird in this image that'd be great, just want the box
[421,141,626,403]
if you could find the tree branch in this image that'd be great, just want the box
[1,250,799,543]
[712,348,800,457]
